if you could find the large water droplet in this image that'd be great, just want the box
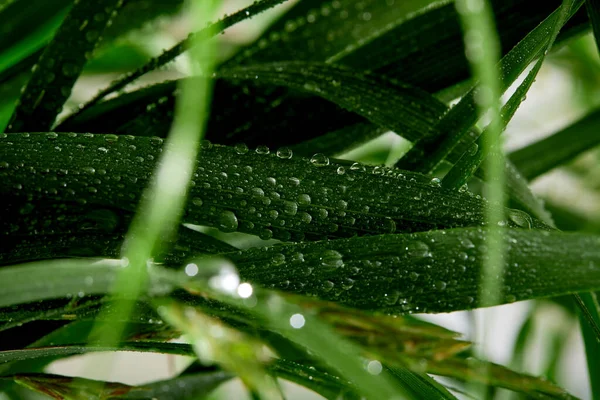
[320,250,344,269]
[218,210,238,232]
[276,147,293,159]
[310,153,329,167]
[507,209,532,229]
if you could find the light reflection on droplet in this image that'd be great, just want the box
[290,313,305,329]
[185,263,199,277]
[367,360,382,375]
[237,282,253,298]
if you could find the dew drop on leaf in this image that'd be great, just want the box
[255,145,270,155]
[234,143,248,154]
[276,147,293,159]
[310,153,329,167]
[507,209,533,229]
[320,250,344,269]
[218,210,238,232]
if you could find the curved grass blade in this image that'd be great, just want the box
[0,0,70,76]
[87,0,221,370]
[228,228,600,313]
[172,291,416,399]
[442,57,545,190]
[386,366,458,400]
[269,359,359,399]
[586,0,600,54]
[13,373,134,400]
[397,0,583,174]
[575,293,600,398]
[0,134,546,245]
[157,300,282,399]
[0,259,120,309]
[6,0,126,133]
[168,268,575,399]
[0,342,193,365]
[11,370,231,400]
[508,108,600,180]
[62,0,292,122]
[217,62,447,142]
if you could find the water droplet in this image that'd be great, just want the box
[508,209,532,229]
[310,153,329,167]
[430,177,441,187]
[283,200,298,215]
[290,313,305,329]
[434,280,447,290]
[272,253,286,266]
[322,280,335,292]
[192,197,203,207]
[255,145,270,155]
[350,162,365,172]
[218,210,238,232]
[320,250,343,269]
[406,241,431,258]
[276,147,293,159]
[366,360,382,375]
[46,132,58,140]
[234,143,248,154]
[336,166,345,175]
[297,193,311,205]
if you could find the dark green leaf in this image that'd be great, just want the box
[217,62,447,142]
[67,0,292,118]
[509,108,600,180]
[7,0,125,132]
[586,0,600,54]
[0,133,544,247]
[397,0,583,174]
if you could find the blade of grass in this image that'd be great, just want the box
[386,366,459,399]
[156,300,282,399]
[574,293,600,399]
[217,62,446,142]
[0,342,194,364]
[11,370,231,400]
[586,0,600,54]
[442,57,544,190]
[62,0,292,122]
[87,0,220,355]
[0,135,551,245]
[6,0,126,133]
[396,0,583,174]
[508,107,600,180]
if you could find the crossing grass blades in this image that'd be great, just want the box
[1,0,600,398]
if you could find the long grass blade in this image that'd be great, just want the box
[6,0,125,132]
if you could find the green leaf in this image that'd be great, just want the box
[0,259,119,308]
[0,342,193,365]
[269,359,359,399]
[575,293,600,399]
[442,57,545,190]
[229,228,600,313]
[6,0,126,132]
[0,134,545,246]
[156,300,282,399]
[386,366,459,400]
[12,370,231,400]
[397,0,583,174]
[586,0,600,55]
[509,108,600,180]
[65,0,293,119]
[217,62,446,142]
[0,0,70,76]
